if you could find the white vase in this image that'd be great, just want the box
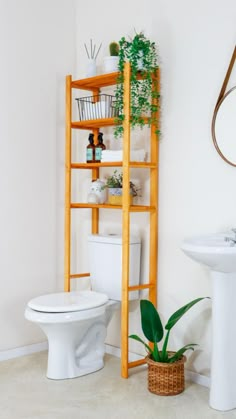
[103,56,119,73]
[86,59,96,77]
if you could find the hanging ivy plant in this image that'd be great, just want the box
[114,32,160,138]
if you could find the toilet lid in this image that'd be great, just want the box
[28,290,108,313]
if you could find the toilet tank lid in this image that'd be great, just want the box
[27,291,108,313]
[88,233,140,245]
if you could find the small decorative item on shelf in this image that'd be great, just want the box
[88,179,106,204]
[114,31,160,138]
[87,192,98,204]
[86,133,95,163]
[95,132,106,162]
[84,39,102,77]
[102,170,140,205]
[129,297,209,396]
[75,94,116,121]
[103,41,120,73]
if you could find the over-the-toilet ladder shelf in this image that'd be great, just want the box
[64,62,160,378]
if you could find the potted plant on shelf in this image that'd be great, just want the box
[129,297,209,396]
[103,42,120,73]
[102,170,140,205]
[114,31,160,138]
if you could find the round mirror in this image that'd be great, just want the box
[212,86,236,167]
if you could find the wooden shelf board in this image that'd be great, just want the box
[70,203,156,212]
[71,118,116,129]
[70,70,150,91]
[71,116,149,130]
[71,162,157,169]
[71,72,120,90]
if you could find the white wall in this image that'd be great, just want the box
[1,0,236,381]
[0,0,76,350]
[74,0,236,378]
[154,0,236,376]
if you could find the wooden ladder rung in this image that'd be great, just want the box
[70,273,90,279]
[128,358,147,369]
[128,284,155,292]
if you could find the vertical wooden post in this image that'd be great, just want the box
[92,128,99,234]
[91,90,100,235]
[121,62,131,378]
[64,75,72,292]
[149,68,160,307]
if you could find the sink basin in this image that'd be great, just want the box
[181,231,236,411]
[181,233,236,273]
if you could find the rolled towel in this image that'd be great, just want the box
[101,150,123,162]
[102,150,123,157]
[101,149,146,162]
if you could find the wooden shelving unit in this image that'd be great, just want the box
[65,63,160,378]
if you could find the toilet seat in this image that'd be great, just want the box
[28,290,108,313]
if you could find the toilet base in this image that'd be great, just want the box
[47,360,104,380]
[25,300,119,380]
[46,321,107,380]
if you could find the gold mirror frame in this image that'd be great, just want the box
[212,86,236,167]
[211,46,236,167]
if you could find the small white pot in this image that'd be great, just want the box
[103,56,119,73]
[86,59,96,77]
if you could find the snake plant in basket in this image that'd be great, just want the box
[129,298,208,395]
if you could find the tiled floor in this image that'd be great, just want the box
[0,351,236,419]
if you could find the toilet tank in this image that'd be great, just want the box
[88,234,141,301]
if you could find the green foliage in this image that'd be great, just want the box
[114,32,160,138]
[102,170,140,196]
[129,297,209,363]
[109,42,119,56]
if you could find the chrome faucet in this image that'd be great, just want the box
[225,228,236,246]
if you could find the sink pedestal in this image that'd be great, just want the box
[181,232,236,412]
[210,271,236,411]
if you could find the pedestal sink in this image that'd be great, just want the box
[181,232,236,411]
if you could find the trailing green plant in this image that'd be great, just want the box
[102,169,140,197]
[129,297,209,363]
[109,42,119,56]
[114,31,160,138]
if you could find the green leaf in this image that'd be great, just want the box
[140,300,163,343]
[165,298,208,331]
[153,341,161,362]
[128,334,154,357]
[168,344,198,363]
[160,330,170,362]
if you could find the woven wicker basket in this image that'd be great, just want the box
[146,352,187,396]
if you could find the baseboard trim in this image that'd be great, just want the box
[0,341,210,389]
[105,344,210,388]
[185,369,210,388]
[0,341,48,362]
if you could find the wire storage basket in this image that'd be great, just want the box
[75,94,118,121]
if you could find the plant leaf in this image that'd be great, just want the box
[168,344,198,363]
[153,341,161,362]
[140,300,164,343]
[160,330,170,362]
[128,334,154,357]
[165,297,208,331]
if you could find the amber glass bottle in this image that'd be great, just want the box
[95,132,106,162]
[86,133,95,163]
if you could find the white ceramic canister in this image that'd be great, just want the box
[89,179,106,204]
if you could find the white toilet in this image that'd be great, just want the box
[25,234,141,380]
